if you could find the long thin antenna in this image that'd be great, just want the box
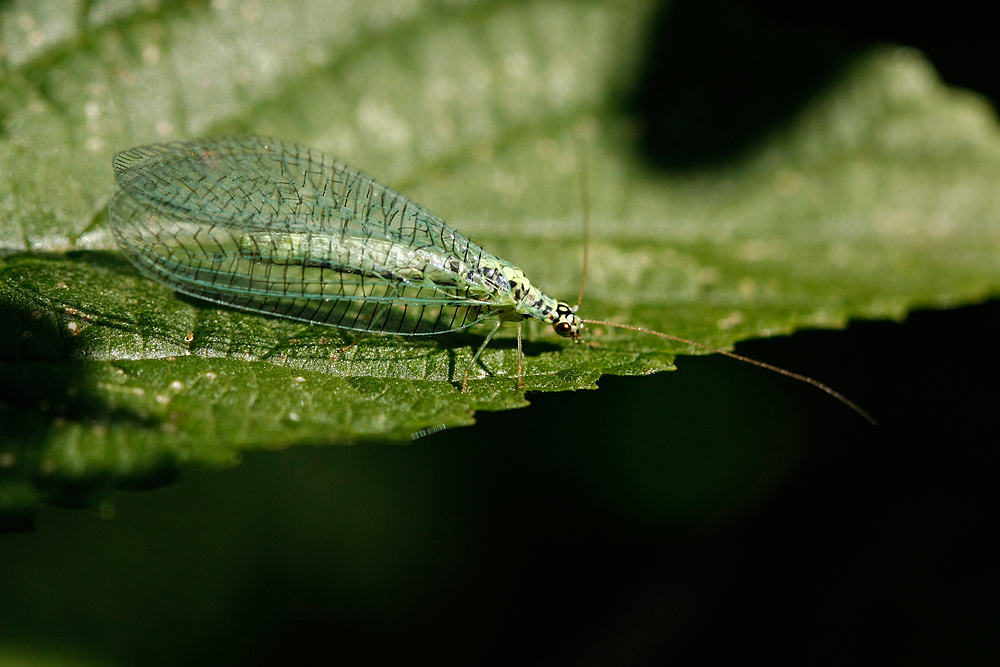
[582,318,877,426]
[574,135,590,309]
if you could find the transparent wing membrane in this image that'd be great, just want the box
[109,136,507,335]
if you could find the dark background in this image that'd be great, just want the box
[2,1,997,664]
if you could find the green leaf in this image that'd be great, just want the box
[3,0,1000,511]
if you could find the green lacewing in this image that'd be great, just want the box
[108,135,874,423]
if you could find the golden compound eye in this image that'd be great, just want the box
[554,321,573,337]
